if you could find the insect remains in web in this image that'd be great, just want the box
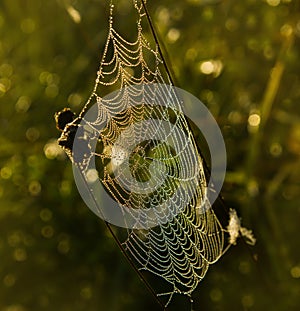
[227,209,256,246]
[55,108,92,167]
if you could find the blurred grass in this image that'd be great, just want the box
[0,0,300,310]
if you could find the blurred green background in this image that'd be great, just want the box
[0,0,300,310]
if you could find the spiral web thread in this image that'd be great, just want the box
[74,0,233,307]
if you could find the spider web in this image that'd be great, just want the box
[59,0,237,308]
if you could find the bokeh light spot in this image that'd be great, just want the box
[185,48,197,61]
[199,60,223,76]
[44,140,65,159]
[13,248,27,262]
[280,24,293,37]
[0,14,4,28]
[210,288,223,302]
[290,266,300,278]
[228,111,243,124]
[86,169,98,183]
[239,261,251,274]
[60,180,71,196]
[266,0,280,6]
[3,274,16,287]
[270,142,282,157]
[66,5,81,24]
[57,235,71,254]
[3,305,26,311]
[20,18,36,34]
[247,179,259,197]
[45,84,59,98]
[41,225,54,239]
[26,127,40,142]
[200,61,214,75]
[242,294,254,307]
[80,286,93,299]
[40,209,53,222]
[8,232,22,247]
[225,18,238,32]
[28,180,41,196]
[156,7,170,25]
[0,63,13,77]
[1,167,12,179]
[15,96,31,113]
[248,113,261,127]
[167,28,180,43]
[68,93,83,107]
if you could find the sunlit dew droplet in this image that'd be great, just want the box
[111,146,127,167]
[248,113,261,127]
